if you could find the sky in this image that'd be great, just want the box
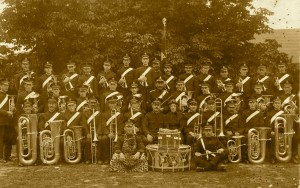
[0,0,299,29]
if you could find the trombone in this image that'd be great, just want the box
[109,108,118,160]
[214,98,225,137]
[90,107,99,164]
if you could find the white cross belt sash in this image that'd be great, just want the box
[203,75,212,82]
[121,68,133,78]
[207,112,220,123]
[19,72,34,84]
[282,94,295,107]
[130,112,142,120]
[224,94,233,106]
[241,76,250,84]
[140,67,152,87]
[67,112,80,126]
[87,111,100,124]
[184,74,194,84]
[187,113,200,125]
[278,74,289,84]
[199,95,210,109]
[158,90,167,99]
[270,110,284,124]
[165,75,174,90]
[258,76,269,83]
[24,91,36,100]
[42,76,53,88]
[46,112,60,128]
[246,111,260,123]
[0,95,8,109]
[69,73,78,80]
[76,100,87,111]
[225,114,239,125]
[84,76,95,85]
[175,92,186,102]
[106,112,120,126]
[105,91,120,103]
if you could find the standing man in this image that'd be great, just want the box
[235,64,252,98]
[14,58,36,93]
[179,63,198,99]
[117,54,135,96]
[273,61,294,94]
[197,61,215,93]
[77,63,98,98]
[162,63,176,93]
[61,61,79,99]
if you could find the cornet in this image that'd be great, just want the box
[99,75,108,88]
[63,75,74,91]
[58,95,68,113]
[216,80,226,92]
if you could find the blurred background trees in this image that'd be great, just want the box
[0,0,293,77]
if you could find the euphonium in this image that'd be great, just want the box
[90,108,98,164]
[214,98,225,137]
[274,114,295,162]
[18,114,38,165]
[39,120,63,165]
[63,126,83,164]
[227,135,244,163]
[247,127,271,163]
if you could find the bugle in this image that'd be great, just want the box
[274,114,295,162]
[227,135,244,163]
[39,120,63,165]
[63,126,84,164]
[247,127,271,163]
[18,114,38,165]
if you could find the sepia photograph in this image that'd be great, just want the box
[0,0,299,187]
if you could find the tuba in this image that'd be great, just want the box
[63,126,83,164]
[18,114,38,165]
[247,127,271,163]
[90,108,99,164]
[227,135,244,163]
[214,98,225,137]
[274,114,295,162]
[39,120,63,165]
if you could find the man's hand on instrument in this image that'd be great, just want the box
[138,76,147,82]
[217,148,224,154]
[108,133,115,139]
[7,111,13,117]
[119,153,125,160]
[195,152,201,157]
[147,134,153,142]
[63,77,71,83]
[133,152,140,159]
[226,131,233,136]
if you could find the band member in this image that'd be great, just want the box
[76,85,89,112]
[152,58,162,82]
[193,124,228,172]
[142,98,164,144]
[135,53,154,92]
[83,97,100,164]
[235,64,252,98]
[14,58,36,93]
[162,63,176,93]
[77,63,98,98]
[98,95,125,165]
[197,61,215,93]
[197,82,211,111]
[122,82,146,113]
[202,97,219,131]
[179,62,198,98]
[117,54,135,96]
[265,97,284,164]
[36,62,55,100]
[252,81,264,99]
[110,120,148,172]
[172,80,188,113]
[0,78,15,163]
[61,61,79,99]
[97,60,116,94]
[280,81,297,107]
[16,78,39,114]
[273,61,294,94]
[183,99,201,146]
[215,66,232,94]
[164,99,185,142]
[252,64,272,95]
[101,78,123,113]
[147,76,171,113]
[219,81,235,107]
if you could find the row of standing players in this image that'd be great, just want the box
[0,54,299,167]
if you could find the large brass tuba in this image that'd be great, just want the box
[274,114,295,162]
[39,120,63,165]
[214,98,225,137]
[227,135,244,163]
[63,126,84,164]
[247,127,271,163]
[18,114,38,165]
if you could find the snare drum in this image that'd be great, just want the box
[158,129,181,149]
[146,144,191,172]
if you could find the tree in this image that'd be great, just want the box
[0,0,290,78]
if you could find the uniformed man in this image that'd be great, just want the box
[36,62,55,100]
[273,61,294,94]
[162,63,176,93]
[117,54,135,96]
[193,124,228,172]
[135,53,155,92]
[100,78,123,113]
[142,98,165,144]
[14,58,36,93]
[252,64,272,95]
[235,64,252,98]
[97,60,116,94]
[172,80,188,113]
[61,61,79,99]
[215,66,232,94]
[75,85,89,112]
[197,82,211,112]
[121,82,146,114]
[77,63,98,98]
[152,58,162,82]
[16,78,39,114]
[197,61,215,93]
[179,62,198,98]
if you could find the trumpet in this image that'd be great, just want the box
[99,75,108,88]
[274,115,295,162]
[216,80,226,92]
[247,127,271,163]
[39,120,63,165]
[63,126,83,164]
[214,98,225,137]
[227,135,244,163]
[18,114,38,165]
[63,75,74,91]
[90,108,99,164]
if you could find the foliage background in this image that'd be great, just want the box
[0,0,297,79]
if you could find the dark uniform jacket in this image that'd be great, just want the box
[194,136,225,155]
[0,91,12,126]
[14,70,36,92]
[223,111,243,134]
[116,66,135,94]
[147,89,171,112]
[164,111,185,131]
[197,73,215,92]
[97,70,116,93]
[134,66,155,90]
[99,111,125,136]
[241,109,265,133]
[183,111,201,136]
[123,111,144,135]
[77,74,98,97]
[142,111,164,137]
[61,71,79,99]
[162,74,177,93]
[252,74,273,95]
[38,111,65,132]
[179,73,198,95]
[234,75,252,98]
[63,111,86,133]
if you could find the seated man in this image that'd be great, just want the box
[193,124,228,172]
[110,120,148,172]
